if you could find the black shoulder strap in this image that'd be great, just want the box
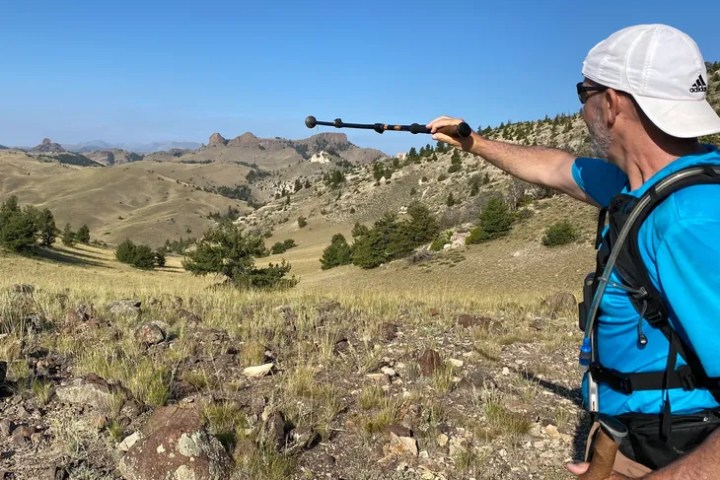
[612,165,720,326]
[594,165,720,403]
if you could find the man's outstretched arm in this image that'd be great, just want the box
[427,116,598,206]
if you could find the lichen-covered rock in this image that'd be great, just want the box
[118,405,232,480]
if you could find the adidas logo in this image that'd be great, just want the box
[689,75,707,93]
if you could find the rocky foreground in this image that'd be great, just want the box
[0,284,588,479]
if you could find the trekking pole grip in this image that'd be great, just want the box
[580,414,628,480]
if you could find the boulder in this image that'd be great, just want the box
[118,405,232,480]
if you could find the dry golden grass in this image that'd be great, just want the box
[0,193,590,479]
[0,151,248,248]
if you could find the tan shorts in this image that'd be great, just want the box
[585,421,653,479]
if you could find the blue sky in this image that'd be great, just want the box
[1,0,719,155]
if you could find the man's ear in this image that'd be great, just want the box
[603,89,624,127]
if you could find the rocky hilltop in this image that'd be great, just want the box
[31,138,65,154]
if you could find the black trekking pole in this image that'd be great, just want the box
[305,115,472,138]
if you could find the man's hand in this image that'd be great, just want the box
[566,462,635,479]
[426,115,475,149]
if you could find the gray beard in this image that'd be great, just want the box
[587,116,612,159]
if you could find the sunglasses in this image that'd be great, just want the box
[577,82,608,104]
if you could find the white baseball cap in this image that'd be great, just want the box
[582,24,720,138]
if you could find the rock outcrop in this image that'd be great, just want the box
[31,138,64,153]
[208,132,227,147]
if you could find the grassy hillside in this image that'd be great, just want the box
[0,151,249,247]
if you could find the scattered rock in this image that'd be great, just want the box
[418,349,442,376]
[459,369,495,389]
[332,337,350,355]
[448,358,464,368]
[135,322,166,346]
[118,405,232,480]
[380,322,399,341]
[177,309,202,327]
[0,420,14,439]
[258,411,291,451]
[384,430,418,457]
[118,431,143,452]
[542,292,577,315]
[11,425,32,448]
[456,314,495,331]
[107,300,141,317]
[55,374,115,410]
[529,317,546,331]
[243,363,274,379]
[366,373,390,385]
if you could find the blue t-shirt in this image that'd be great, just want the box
[573,146,720,415]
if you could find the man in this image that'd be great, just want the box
[428,24,720,479]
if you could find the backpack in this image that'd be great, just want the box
[579,164,720,468]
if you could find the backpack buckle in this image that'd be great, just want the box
[616,376,634,395]
[678,365,697,391]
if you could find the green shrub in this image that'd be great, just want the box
[542,221,579,247]
[115,239,161,270]
[430,231,452,251]
[465,226,489,245]
[271,239,297,254]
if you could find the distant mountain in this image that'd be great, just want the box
[62,140,115,152]
[144,131,385,169]
[0,144,7,150]
[63,140,202,154]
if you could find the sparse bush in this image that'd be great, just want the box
[297,216,307,228]
[542,220,579,247]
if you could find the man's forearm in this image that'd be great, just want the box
[645,428,720,479]
[463,133,588,201]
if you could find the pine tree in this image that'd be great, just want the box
[479,197,514,239]
[0,198,37,253]
[61,223,75,247]
[183,223,294,289]
[75,224,90,244]
[320,233,352,270]
[36,208,57,247]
